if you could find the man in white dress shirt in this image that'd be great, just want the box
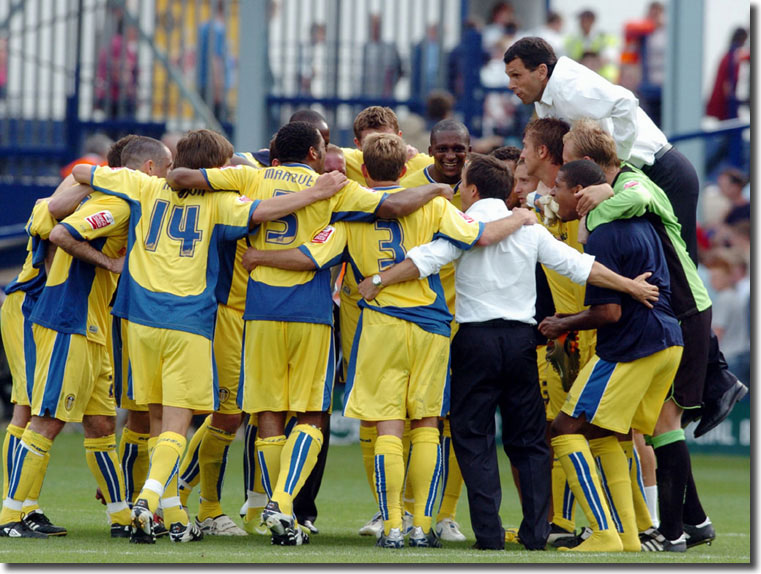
[502,35,744,444]
[357,154,658,551]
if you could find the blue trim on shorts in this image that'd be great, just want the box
[440,350,451,417]
[569,451,608,530]
[321,330,336,411]
[237,323,247,410]
[41,332,72,417]
[23,314,36,403]
[572,359,616,421]
[112,317,124,408]
[342,311,364,415]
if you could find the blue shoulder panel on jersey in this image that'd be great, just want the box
[432,221,484,251]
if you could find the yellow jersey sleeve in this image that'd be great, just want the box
[90,165,149,200]
[201,165,264,199]
[329,180,387,223]
[59,193,130,254]
[299,223,348,270]
[26,199,58,241]
[406,152,434,173]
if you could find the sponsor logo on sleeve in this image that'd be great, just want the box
[311,226,335,244]
[85,210,115,230]
[623,181,639,189]
[458,211,475,223]
[237,195,253,203]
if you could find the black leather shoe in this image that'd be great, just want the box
[694,379,748,437]
[471,541,504,550]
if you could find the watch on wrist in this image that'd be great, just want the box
[371,274,383,288]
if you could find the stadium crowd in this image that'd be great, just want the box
[0,31,748,557]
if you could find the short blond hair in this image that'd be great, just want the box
[362,133,407,182]
[353,106,400,140]
[563,119,619,168]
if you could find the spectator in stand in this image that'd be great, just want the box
[718,168,750,226]
[59,133,112,179]
[297,23,327,97]
[482,2,518,54]
[360,14,403,99]
[95,11,138,118]
[706,250,750,387]
[426,90,455,126]
[526,11,565,58]
[707,27,749,121]
[412,24,443,106]
[197,0,232,122]
[565,9,619,83]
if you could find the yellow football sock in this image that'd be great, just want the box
[590,437,640,551]
[247,434,285,524]
[136,431,186,514]
[178,415,211,507]
[375,434,404,535]
[408,426,441,533]
[551,434,622,552]
[272,424,323,516]
[2,424,24,501]
[21,450,48,515]
[0,429,52,524]
[118,427,150,505]
[161,469,188,527]
[551,455,576,532]
[197,425,235,521]
[402,420,414,514]
[620,439,653,533]
[85,434,130,525]
[359,424,378,502]
[436,418,463,522]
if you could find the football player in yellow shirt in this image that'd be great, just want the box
[166,121,454,546]
[71,130,346,544]
[399,119,473,542]
[239,133,536,548]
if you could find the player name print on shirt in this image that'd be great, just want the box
[85,210,114,230]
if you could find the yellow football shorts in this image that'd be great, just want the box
[213,303,244,415]
[338,292,361,383]
[30,325,115,422]
[109,316,148,412]
[1,291,32,407]
[343,308,450,422]
[240,320,335,414]
[561,345,683,435]
[127,321,216,412]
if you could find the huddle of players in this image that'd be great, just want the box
[0,104,714,552]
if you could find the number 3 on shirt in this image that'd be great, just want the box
[375,220,406,271]
[144,199,203,257]
[264,189,298,245]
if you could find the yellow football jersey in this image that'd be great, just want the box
[401,164,462,211]
[541,218,588,314]
[343,147,434,187]
[29,193,130,346]
[4,200,58,299]
[202,162,388,325]
[236,151,269,169]
[302,190,484,337]
[89,166,256,339]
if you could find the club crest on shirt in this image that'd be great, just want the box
[85,210,114,230]
[312,226,335,244]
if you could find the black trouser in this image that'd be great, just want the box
[449,320,551,550]
[643,148,738,402]
[642,146,700,265]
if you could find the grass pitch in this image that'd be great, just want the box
[0,429,750,564]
